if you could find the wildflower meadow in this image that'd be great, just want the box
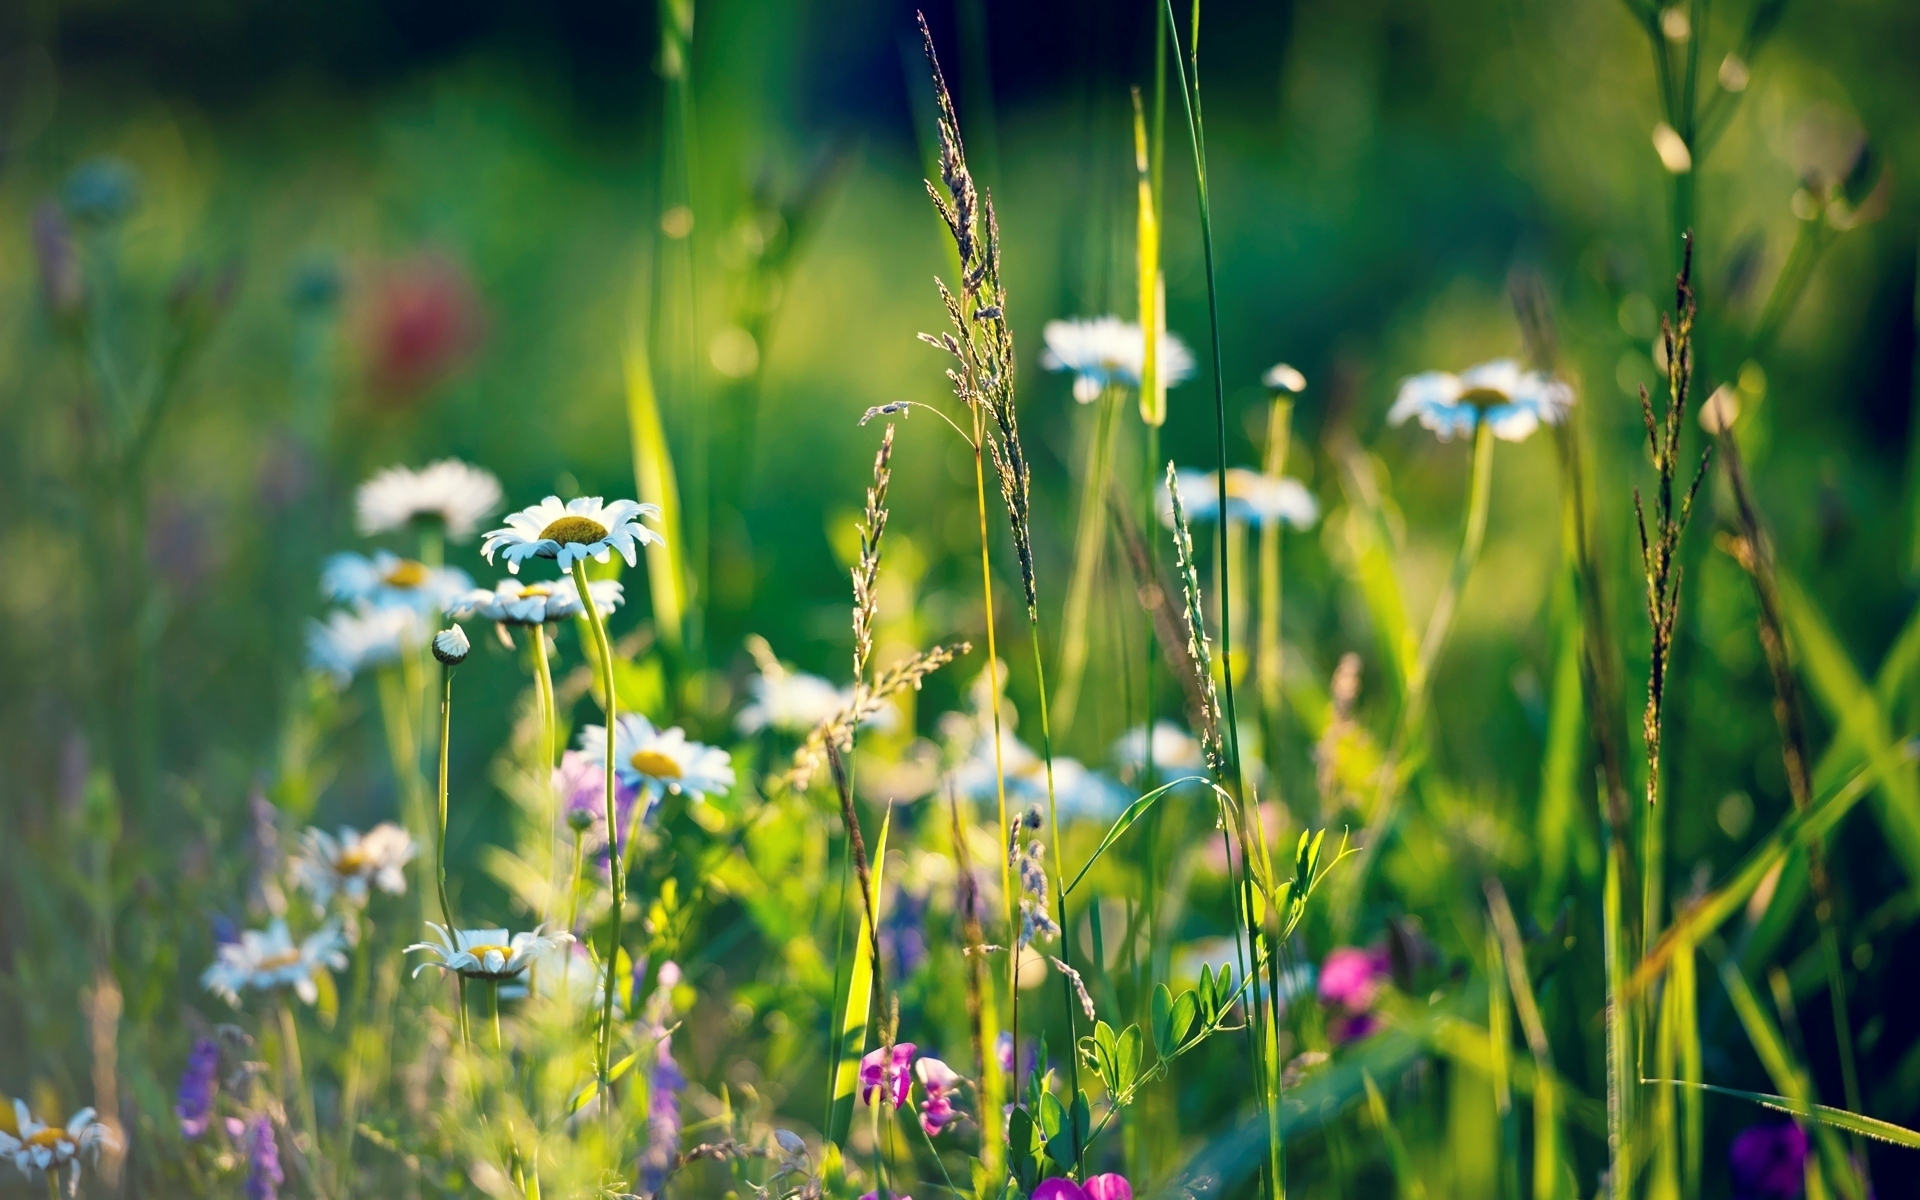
[4,1,1920,1197]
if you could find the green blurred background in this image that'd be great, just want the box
[4,0,1920,1188]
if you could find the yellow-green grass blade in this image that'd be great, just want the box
[1645,1080,1920,1149]
[623,323,688,650]
[826,807,890,1147]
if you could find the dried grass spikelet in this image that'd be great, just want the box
[914,12,1038,618]
[785,421,969,793]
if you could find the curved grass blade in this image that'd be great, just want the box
[1064,776,1212,897]
[1644,1080,1920,1149]
[826,806,891,1146]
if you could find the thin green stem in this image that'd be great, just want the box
[529,624,559,926]
[1028,621,1084,1143]
[436,667,458,943]
[278,996,327,1199]
[571,557,624,1103]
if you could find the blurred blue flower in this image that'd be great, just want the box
[175,1038,219,1139]
[62,157,140,227]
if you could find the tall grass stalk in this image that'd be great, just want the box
[1258,395,1292,779]
[1054,383,1122,736]
[1163,6,1291,1187]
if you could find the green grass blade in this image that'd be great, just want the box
[1716,959,1865,1200]
[623,323,688,651]
[826,807,890,1147]
[1645,1081,1920,1149]
[1631,747,1912,996]
[1777,570,1920,890]
[1364,1069,1432,1200]
[1064,776,1209,896]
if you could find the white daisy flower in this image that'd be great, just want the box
[407,923,573,982]
[446,577,626,626]
[292,823,417,910]
[1157,467,1320,529]
[356,459,504,541]
[481,496,662,575]
[1113,721,1207,773]
[498,943,621,1008]
[1387,358,1574,443]
[306,605,422,685]
[321,550,473,613]
[201,919,349,1007]
[0,1101,117,1185]
[580,714,736,806]
[1040,315,1196,402]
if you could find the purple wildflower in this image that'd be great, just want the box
[175,1038,220,1138]
[1730,1122,1808,1200]
[637,962,686,1196]
[555,749,643,865]
[913,1057,965,1136]
[236,1115,282,1200]
[880,886,929,978]
[1085,1176,1134,1200]
[859,1043,917,1108]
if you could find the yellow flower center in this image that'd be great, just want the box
[464,944,516,962]
[520,584,553,598]
[24,1129,70,1150]
[1458,386,1511,408]
[334,847,371,874]
[257,950,304,971]
[383,559,430,588]
[538,515,610,546]
[630,749,683,780]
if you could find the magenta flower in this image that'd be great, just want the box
[859,1042,917,1108]
[1032,1177,1131,1200]
[228,1115,282,1200]
[1729,1122,1808,1199]
[1319,945,1391,1044]
[913,1057,965,1136]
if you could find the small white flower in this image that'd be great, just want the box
[735,666,896,738]
[356,460,503,541]
[580,714,736,805]
[1040,315,1196,402]
[432,624,471,665]
[498,943,619,1008]
[1112,721,1207,774]
[306,605,422,685]
[0,1101,117,1184]
[201,919,349,1007]
[292,823,417,910]
[1387,358,1574,444]
[446,577,626,626]
[1263,363,1308,393]
[1157,467,1320,529]
[322,550,473,613]
[481,496,662,575]
[407,923,573,982]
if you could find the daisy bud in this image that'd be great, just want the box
[432,625,471,665]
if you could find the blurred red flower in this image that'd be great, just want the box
[356,251,483,403]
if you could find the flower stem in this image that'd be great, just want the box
[571,557,623,1103]
[970,417,1012,1179]
[529,624,559,926]
[436,665,457,942]
[1026,619,1084,1151]
[1258,397,1292,783]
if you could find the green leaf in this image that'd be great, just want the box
[1116,1024,1143,1095]
[1007,1106,1039,1191]
[1152,984,1175,1058]
[1170,990,1200,1051]
[1064,776,1212,896]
